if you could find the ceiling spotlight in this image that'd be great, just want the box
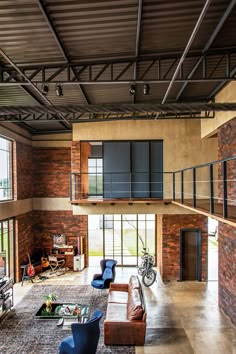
[55,84,63,97]
[129,84,136,95]
[42,84,49,96]
[143,84,150,95]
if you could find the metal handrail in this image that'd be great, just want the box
[70,156,236,220]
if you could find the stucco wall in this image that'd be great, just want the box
[73,119,217,199]
[73,120,217,172]
[201,81,236,138]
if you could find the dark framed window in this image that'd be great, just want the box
[0,219,15,280]
[0,136,13,201]
[88,158,103,196]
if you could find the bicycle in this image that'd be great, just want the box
[137,248,157,287]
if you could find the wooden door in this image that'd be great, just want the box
[180,229,201,281]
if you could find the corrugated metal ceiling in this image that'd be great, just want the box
[0,0,235,133]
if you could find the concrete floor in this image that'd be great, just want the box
[13,266,236,354]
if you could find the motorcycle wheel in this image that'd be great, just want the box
[142,269,156,287]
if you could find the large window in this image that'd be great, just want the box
[0,136,13,201]
[88,214,156,266]
[0,219,14,280]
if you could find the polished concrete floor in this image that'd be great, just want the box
[14,266,236,354]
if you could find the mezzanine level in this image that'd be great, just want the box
[70,156,236,225]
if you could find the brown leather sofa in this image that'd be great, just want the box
[104,275,146,346]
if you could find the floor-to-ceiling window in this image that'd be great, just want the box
[0,219,15,280]
[0,136,13,201]
[88,214,156,266]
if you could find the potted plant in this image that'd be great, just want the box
[44,293,57,310]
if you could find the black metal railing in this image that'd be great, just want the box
[172,156,236,220]
[70,156,236,220]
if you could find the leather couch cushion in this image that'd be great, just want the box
[127,288,144,320]
[129,275,141,290]
[106,302,128,321]
[108,291,128,304]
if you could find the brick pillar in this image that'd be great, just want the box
[71,141,81,199]
[218,222,236,326]
[160,214,208,281]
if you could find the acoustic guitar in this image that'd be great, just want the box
[41,256,49,268]
[41,249,49,268]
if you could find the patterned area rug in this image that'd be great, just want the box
[0,285,135,354]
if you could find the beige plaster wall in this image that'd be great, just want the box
[73,119,217,199]
[73,119,217,171]
[0,199,32,219]
[32,198,72,210]
[201,81,236,138]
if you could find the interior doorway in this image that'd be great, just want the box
[208,217,218,281]
[180,229,201,281]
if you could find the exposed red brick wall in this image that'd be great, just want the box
[32,147,71,197]
[218,218,236,326]
[32,210,88,267]
[161,214,208,281]
[14,211,88,280]
[218,118,236,159]
[71,142,81,200]
[15,212,34,282]
[156,215,163,278]
[71,141,80,173]
[81,142,91,197]
[218,117,236,207]
[16,142,33,200]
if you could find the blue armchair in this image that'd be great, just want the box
[91,259,117,289]
[58,310,103,354]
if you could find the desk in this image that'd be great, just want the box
[51,247,74,269]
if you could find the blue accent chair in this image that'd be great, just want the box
[91,259,118,289]
[58,310,103,354]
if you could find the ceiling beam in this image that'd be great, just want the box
[207,65,236,99]
[0,48,71,129]
[0,102,235,117]
[36,0,89,104]
[176,0,236,101]
[162,0,212,104]
[2,50,235,85]
[132,0,143,104]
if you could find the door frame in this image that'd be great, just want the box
[179,228,202,281]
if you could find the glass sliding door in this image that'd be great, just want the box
[122,215,138,265]
[88,214,156,266]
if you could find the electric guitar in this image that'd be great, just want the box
[27,253,35,277]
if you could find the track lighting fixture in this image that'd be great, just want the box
[55,84,63,97]
[143,84,150,95]
[42,84,49,96]
[129,84,136,95]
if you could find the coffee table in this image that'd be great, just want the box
[35,303,89,325]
